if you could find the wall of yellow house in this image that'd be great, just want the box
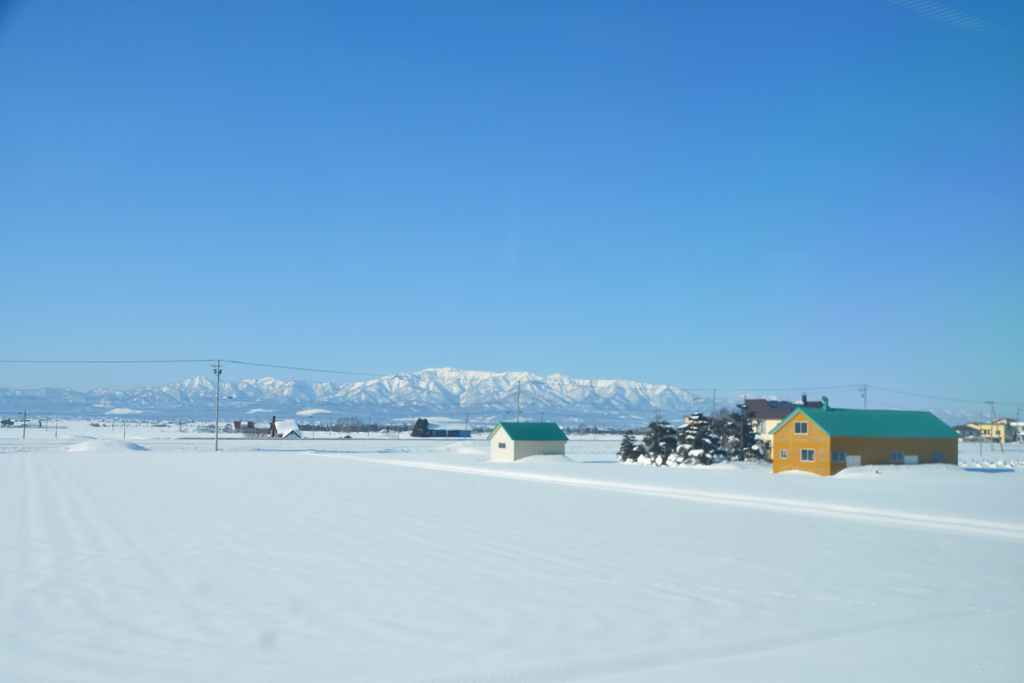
[828,437,959,472]
[974,423,1010,443]
[772,412,831,476]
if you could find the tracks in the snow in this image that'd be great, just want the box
[317,455,1024,542]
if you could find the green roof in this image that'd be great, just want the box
[769,406,959,439]
[487,422,568,441]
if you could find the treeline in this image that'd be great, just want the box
[299,419,406,434]
[617,409,766,467]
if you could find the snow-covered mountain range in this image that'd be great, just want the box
[0,368,975,427]
[1,368,710,427]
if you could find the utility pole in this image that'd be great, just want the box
[23,410,26,439]
[516,381,521,423]
[213,360,223,452]
[979,412,984,460]
[988,401,1003,453]
[739,396,746,454]
[860,384,867,410]
[712,389,716,420]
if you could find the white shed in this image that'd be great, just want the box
[488,422,568,462]
[276,419,302,439]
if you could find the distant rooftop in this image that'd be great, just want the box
[488,422,568,441]
[744,398,823,421]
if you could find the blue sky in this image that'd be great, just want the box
[0,1,1021,411]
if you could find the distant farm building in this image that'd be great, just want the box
[488,422,568,462]
[426,424,470,438]
[232,421,256,431]
[953,424,981,440]
[275,419,302,439]
[743,395,823,447]
[769,398,959,476]
[410,418,471,438]
[964,419,1017,444]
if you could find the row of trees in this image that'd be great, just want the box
[617,408,765,467]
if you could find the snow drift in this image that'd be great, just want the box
[67,440,147,452]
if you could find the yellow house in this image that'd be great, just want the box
[966,420,1015,444]
[488,422,568,461]
[770,398,959,476]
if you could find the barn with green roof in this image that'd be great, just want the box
[768,397,959,475]
[488,422,568,462]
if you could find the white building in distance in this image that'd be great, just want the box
[488,422,568,462]
[276,419,302,439]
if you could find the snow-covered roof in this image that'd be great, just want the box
[275,419,301,438]
[427,421,468,431]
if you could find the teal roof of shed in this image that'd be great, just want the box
[769,407,959,439]
[488,422,568,441]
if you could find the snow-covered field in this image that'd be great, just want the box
[2,427,1022,681]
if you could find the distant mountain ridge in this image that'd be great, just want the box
[0,368,703,427]
[0,368,973,427]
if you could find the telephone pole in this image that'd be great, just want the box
[979,411,984,460]
[22,410,26,439]
[739,397,746,454]
[987,401,1003,453]
[859,384,867,410]
[213,360,223,452]
[516,381,521,422]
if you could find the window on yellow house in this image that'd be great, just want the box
[794,422,808,434]
[800,449,814,461]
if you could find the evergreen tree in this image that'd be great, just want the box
[410,418,428,438]
[675,412,724,465]
[716,407,760,460]
[616,431,639,462]
[642,420,678,466]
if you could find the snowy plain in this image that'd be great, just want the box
[1,425,1022,682]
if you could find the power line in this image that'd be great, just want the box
[0,357,381,377]
[0,359,214,364]
[221,360,379,377]
[679,385,862,393]
[867,385,1022,408]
